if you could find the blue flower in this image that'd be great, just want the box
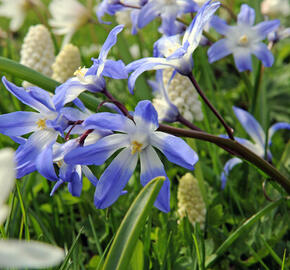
[0,77,70,178]
[53,25,128,108]
[137,0,198,36]
[208,4,280,72]
[65,100,198,212]
[36,133,109,197]
[126,0,220,93]
[96,0,145,34]
[221,106,290,188]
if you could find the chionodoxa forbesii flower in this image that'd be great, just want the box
[221,107,290,188]
[65,100,198,212]
[126,0,220,93]
[208,4,280,72]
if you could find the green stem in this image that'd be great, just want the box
[0,56,101,111]
[158,124,290,194]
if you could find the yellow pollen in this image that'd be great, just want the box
[74,66,86,77]
[239,35,249,45]
[36,119,46,129]
[131,141,143,155]
[56,160,64,168]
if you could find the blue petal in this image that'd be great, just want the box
[102,60,128,79]
[137,0,160,28]
[2,77,53,114]
[233,50,252,72]
[82,165,98,186]
[208,38,231,63]
[15,130,57,178]
[233,106,265,148]
[94,148,138,209]
[134,100,159,131]
[98,25,124,61]
[182,0,220,51]
[178,0,198,13]
[268,122,290,145]
[210,15,230,35]
[127,58,171,93]
[27,86,56,112]
[36,143,58,181]
[68,166,83,197]
[221,158,242,189]
[151,131,198,170]
[84,112,135,133]
[50,180,64,196]
[53,79,87,109]
[252,43,274,67]
[237,4,255,26]
[140,146,170,212]
[64,133,129,165]
[159,9,182,36]
[0,111,40,136]
[254,20,280,40]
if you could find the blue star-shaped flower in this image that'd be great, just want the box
[208,4,280,71]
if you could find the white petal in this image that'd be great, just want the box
[0,148,15,205]
[0,240,64,268]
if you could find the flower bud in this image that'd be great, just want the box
[20,24,54,87]
[52,44,81,83]
[177,173,206,228]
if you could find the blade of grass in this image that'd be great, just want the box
[16,182,30,240]
[59,227,84,270]
[205,198,285,267]
[102,176,165,270]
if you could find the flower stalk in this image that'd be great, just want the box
[188,72,235,140]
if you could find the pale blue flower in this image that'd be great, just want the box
[137,0,198,35]
[221,106,290,188]
[65,100,198,212]
[208,4,280,71]
[0,77,70,178]
[126,0,220,93]
[53,25,128,108]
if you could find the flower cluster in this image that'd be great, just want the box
[177,173,206,228]
[0,0,289,216]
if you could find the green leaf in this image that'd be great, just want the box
[129,240,144,270]
[205,198,285,268]
[102,176,165,270]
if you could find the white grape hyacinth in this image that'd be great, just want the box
[49,0,91,47]
[0,148,64,269]
[0,0,41,31]
[52,43,81,83]
[20,24,55,87]
[177,173,206,229]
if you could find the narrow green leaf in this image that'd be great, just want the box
[205,198,285,267]
[59,227,84,270]
[0,56,101,111]
[102,176,165,270]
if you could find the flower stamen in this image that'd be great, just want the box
[36,119,47,130]
[131,140,143,155]
[238,35,249,46]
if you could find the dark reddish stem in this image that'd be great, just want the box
[187,72,235,140]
